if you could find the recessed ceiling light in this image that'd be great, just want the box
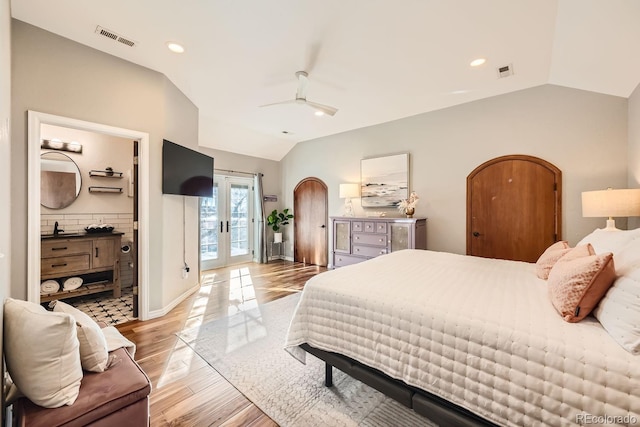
[314,111,325,117]
[166,42,185,53]
[470,58,486,67]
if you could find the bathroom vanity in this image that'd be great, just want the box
[40,232,123,302]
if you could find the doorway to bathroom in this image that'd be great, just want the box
[28,111,150,324]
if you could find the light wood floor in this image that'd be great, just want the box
[116,260,327,426]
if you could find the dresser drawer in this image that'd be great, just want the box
[352,233,388,247]
[352,222,363,232]
[374,222,387,233]
[353,244,388,257]
[41,254,90,276]
[363,222,376,232]
[42,240,92,258]
[334,253,364,268]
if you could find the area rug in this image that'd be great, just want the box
[177,293,437,427]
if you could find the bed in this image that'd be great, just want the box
[285,233,640,427]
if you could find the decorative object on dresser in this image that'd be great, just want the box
[361,153,409,207]
[338,183,359,216]
[331,216,426,267]
[397,191,419,217]
[40,232,123,302]
[581,187,640,231]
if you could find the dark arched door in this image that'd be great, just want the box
[294,177,328,266]
[467,155,562,262]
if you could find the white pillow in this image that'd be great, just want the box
[53,300,110,372]
[594,268,640,354]
[3,298,82,408]
[576,227,640,256]
[612,235,640,275]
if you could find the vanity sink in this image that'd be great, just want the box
[41,232,86,239]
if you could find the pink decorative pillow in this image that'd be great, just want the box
[535,241,570,279]
[547,250,616,322]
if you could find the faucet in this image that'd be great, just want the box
[53,221,64,235]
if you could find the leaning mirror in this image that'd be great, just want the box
[40,151,82,209]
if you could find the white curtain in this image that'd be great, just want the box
[254,173,267,263]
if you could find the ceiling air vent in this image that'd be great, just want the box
[95,25,137,48]
[497,64,514,78]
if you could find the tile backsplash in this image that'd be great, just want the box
[41,213,134,289]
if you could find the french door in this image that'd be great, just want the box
[200,175,254,270]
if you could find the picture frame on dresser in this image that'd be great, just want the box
[360,153,409,207]
[331,216,426,268]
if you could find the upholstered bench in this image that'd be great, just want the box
[13,345,150,427]
[3,298,152,427]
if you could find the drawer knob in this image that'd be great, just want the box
[379,251,385,254]
[356,248,360,252]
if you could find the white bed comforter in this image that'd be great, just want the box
[285,250,640,427]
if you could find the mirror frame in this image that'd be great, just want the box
[40,151,82,209]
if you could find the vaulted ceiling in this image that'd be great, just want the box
[11,0,640,160]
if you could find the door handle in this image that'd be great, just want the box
[472,231,481,237]
[95,247,99,257]
[226,221,229,233]
[220,221,223,233]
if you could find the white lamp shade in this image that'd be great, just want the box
[339,183,359,199]
[582,188,640,217]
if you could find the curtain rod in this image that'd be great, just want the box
[214,168,259,176]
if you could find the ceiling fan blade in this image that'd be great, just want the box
[259,99,297,108]
[305,100,338,116]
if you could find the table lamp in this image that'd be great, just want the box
[581,188,640,231]
[339,183,359,217]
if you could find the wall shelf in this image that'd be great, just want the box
[88,186,123,193]
[89,169,123,178]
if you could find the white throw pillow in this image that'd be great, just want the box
[612,236,640,275]
[576,227,640,256]
[3,298,82,408]
[53,300,110,372]
[594,268,640,354]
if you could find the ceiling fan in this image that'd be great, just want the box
[261,71,338,116]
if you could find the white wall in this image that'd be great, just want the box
[628,82,640,229]
[1,0,11,409]
[282,84,629,255]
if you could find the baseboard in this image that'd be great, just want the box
[147,283,200,319]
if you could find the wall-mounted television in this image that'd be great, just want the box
[162,139,214,198]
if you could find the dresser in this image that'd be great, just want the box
[331,217,427,268]
[40,232,122,302]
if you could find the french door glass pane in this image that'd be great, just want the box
[200,187,218,262]
[230,184,250,256]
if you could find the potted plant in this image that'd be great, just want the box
[267,208,294,243]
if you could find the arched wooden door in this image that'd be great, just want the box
[294,177,328,266]
[467,155,562,262]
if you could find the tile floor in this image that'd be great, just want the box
[69,287,135,325]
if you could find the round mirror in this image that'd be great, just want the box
[41,152,82,209]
